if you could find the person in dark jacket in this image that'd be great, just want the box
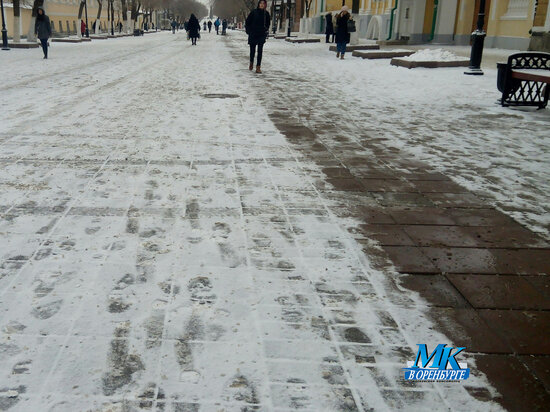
[245,0,270,73]
[188,14,200,45]
[208,20,212,32]
[214,17,220,34]
[335,6,350,59]
[222,19,228,35]
[325,12,334,43]
[35,7,51,59]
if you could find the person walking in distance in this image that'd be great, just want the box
[325,12,334,43]
[335,6,350,59]
[203,21,207,31]
[214,17,220,35]
[245,0,270,73]
[188,14,200,45]
[35,7,52,59]
[207,20,212,33]
[81,19,86,37]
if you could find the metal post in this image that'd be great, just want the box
[0,0,9,50]
[272,1,276,34]
[465,0,486,75]
[84,0,89,37]
[110,0,114,35]
[287,0,291,37]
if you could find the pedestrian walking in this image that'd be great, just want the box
[35,7,51,59]
[335,6,350,59]
[188,14,200,45]
[171,19,177,34]
[325,12,334,43]
[81,19,86,37]
[214,17,220,35]
[203,21,207,31]
[222,19,228,35]
[245,0,270,73]
[117,21,123,33]
[208,20,212,32]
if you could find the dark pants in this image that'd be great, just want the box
[40,39,48,58]
[216,27,219,34]
[326,33,335,43]
[250,43,264,66]
[191,37,197,45]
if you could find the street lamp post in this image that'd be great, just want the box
[465,0,486,75]
[1,0,10,50]
[84,0,90,37]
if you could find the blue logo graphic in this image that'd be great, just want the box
[403,344,470,382]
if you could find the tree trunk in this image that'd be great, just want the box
[78,1,84,19]
[110,0,114,35]
[27,0,44,42]
[13,0,21,42]
[96,0,103,34]
[120,0,128,33]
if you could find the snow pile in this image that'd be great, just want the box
[402,48,467,61]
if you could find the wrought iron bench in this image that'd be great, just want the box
[497,52,550,109]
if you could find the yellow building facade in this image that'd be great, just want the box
[3,0,152,41]
[304,0,549,50]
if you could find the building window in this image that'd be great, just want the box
[502,0,531,19]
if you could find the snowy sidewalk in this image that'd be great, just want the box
[0,30,543,411]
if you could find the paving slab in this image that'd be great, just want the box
[378,246,439,273]
[478,310,550,355]
[353,224,416,246]
[473,354,550,412]
[420,247,516,274]
[518,355,550,393]
[429,308,512,354]
[397,274,470,308]
[447,274,550,310]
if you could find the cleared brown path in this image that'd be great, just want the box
[225,34,549,411]
[266,116,550,411]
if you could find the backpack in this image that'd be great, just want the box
[347,19,356,33]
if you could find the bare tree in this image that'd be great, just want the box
[27,0,44,42]
[13,0,21,42]
[95,0,103,33]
